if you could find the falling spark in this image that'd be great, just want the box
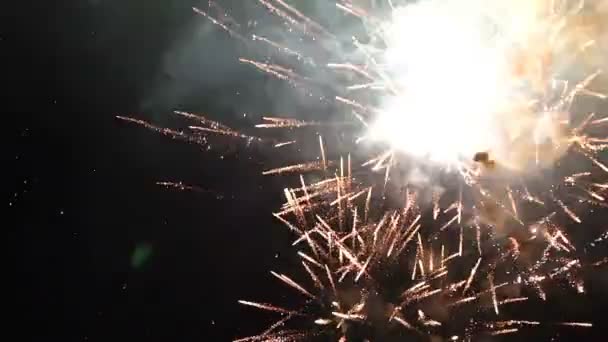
[256,117,322,129]
[274,140,296,148]
[262,161,329,175]
[237,300,301,315]
[489,273,500,315]
[559,322,593,328]
[463,257,482,294]
[490,328,519,335]
[116,116,208,145]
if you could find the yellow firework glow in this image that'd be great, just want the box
[369,0,602,170]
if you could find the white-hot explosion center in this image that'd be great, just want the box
[369,0,573,168]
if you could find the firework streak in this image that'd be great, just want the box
[117,0,608,340]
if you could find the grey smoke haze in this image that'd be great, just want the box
[137,0,393,130]
[139,1,350,120]
[139,4,256,118]
[136,0,382,173]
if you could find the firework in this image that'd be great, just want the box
[171,0,608,241]
[116,0,608,340]
[236,179,601,341]
[119,0,608,228]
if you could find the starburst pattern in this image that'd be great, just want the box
[116,0,608,340]
[236,176,604,341]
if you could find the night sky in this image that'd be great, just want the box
[8,1,608,341]
[11,1,297,340]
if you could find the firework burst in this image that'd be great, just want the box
[120,0,608,228]
[117,0,608,340]
[236,178,603,341]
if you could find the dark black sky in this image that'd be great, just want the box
[9,1,299,341]
[7,1,608,341]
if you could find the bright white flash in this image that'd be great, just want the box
[368,0,559,166]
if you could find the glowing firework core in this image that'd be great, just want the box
[370,0,565,167]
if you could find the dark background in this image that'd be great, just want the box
[7,0,608,341]
[9,1,298,340]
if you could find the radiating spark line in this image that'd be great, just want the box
[591,116,608,125]
[593,257,608,266]
[327,63,374,81]
[325,264,338,298]
[490,328,519,335]
[335,3,367,19]
[319,135,327,171]
[238,300,301,315]
[335,95,370,113]
[439,214,459,232]
[298,251,322,268]
[507,186,519,219]
[498,297,528,305]
[239,58,305,83]
[263,161,328,175]
[274,140,296,148]
[257,0,315,37]
[256,117,322,128]
[463,257,482,294]
[391,314,417,332]
[364,187,372,223]
[271,271,317,300]
[271,0,334,38]
[302,261,324,290]
[192,6,247,42]
[332,311,365,321]
[273,212,304,235]
[448,296,477,307]
[489,273,500,315]
[116,116,208,145]
[555,198,582,223]
[173,110,233,130]
[559,322,593,327]
[475,222,482,255]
